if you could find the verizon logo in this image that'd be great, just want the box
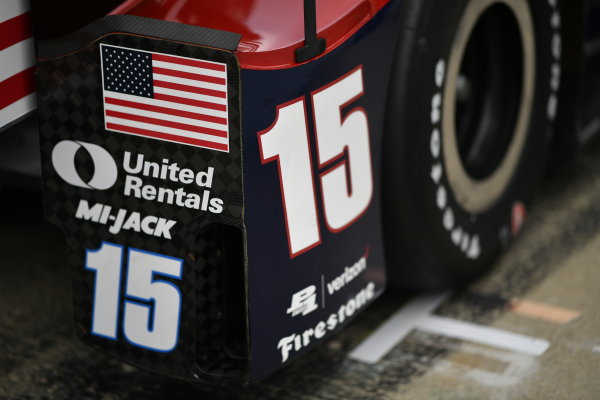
[326,251,368,296]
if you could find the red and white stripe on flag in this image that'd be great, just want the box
[0,0,36,130]
[101,44,230,152]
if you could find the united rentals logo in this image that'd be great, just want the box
[51,140,224,214]
[51,140,118,190]
[50,139,226,239]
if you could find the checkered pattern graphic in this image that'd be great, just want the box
[37,34,247,385]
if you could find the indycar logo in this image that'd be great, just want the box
[52,140,118,190]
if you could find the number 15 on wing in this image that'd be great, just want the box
[86,242,183,352]
[258,66,374,258]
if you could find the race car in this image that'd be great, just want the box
[1,0,599,386]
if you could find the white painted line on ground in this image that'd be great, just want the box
[350,291,551,364]
[420,315,550,356]
[349,291,450,363]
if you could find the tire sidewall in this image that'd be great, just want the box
[383,0,561,285]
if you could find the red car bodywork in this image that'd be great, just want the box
[112,0,391,69]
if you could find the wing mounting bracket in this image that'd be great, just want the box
[295,0,326,62]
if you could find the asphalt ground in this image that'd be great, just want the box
[1,139,600,399]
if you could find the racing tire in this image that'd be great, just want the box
[382,0,562,287]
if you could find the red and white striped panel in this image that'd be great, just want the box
[0,0,36,131]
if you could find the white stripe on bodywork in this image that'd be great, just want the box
[0,38,35,83]
[0,0,29,25]
[0,93,36,129]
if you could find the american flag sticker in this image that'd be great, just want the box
[100,44,230,152]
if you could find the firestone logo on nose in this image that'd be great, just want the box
[51,140,118,190]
